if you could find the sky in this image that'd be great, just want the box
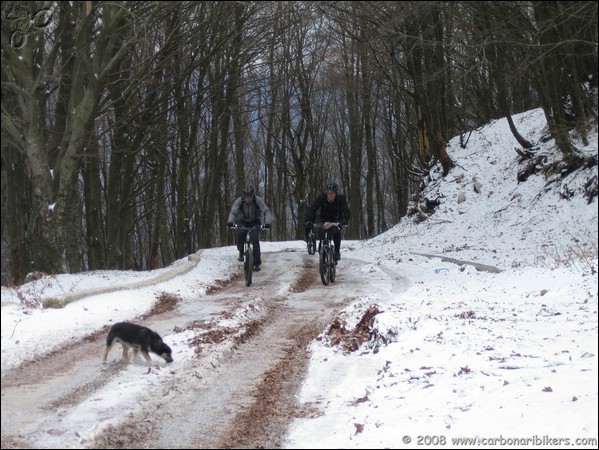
[2,107,598,449]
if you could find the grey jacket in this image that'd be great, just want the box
[228,195,273,227]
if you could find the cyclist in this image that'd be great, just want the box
[303,181,350,262]
[227,185,273,272]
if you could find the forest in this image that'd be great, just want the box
[1,1,597,284]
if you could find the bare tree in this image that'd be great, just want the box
[2,1,596,283]
[532,1,597,164]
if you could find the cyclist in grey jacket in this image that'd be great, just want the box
[227,185,273,271]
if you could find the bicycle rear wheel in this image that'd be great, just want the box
[245,243,253,286]
[320,243,330,285]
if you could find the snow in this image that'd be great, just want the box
[2,108,598,448]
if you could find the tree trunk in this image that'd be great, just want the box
[83,141,105,270]
[360,42,376,238]
[533,1,582,164]
[506,113,534,149]
[105,79,135,269]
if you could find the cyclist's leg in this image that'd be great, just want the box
[249,226,261,266]
[316,225,324,251]
[332,228,341,260]
[236,229,245,260]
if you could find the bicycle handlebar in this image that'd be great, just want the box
[229,224,268,231]
[322,221,347,230]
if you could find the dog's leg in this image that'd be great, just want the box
[141,350,153,364]
[130,348,140,364]
[121,343,130,362]
[102,344,113,363]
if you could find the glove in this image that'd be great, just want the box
[227,222,234,228]
[304,221,313,228]
[263,223,271,229]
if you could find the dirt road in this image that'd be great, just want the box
[2,248,390,449]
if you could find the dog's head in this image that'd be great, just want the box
[158,343,174,363]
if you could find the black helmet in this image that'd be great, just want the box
[324,181,338,193]
[243,185,255,197]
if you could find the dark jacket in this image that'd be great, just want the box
[304,193,350,224]
[228,195,273,227]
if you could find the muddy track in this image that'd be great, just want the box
[1,249,376,449]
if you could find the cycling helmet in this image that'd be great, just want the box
[243,185,255,197]
[324,181,338,193]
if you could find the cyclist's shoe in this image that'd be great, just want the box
[253,264,261,272]
[237,252,244,262]
[334,252,341,262]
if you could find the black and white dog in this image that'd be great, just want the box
[102,322,173,364]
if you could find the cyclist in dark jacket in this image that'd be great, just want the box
[303,181,350,262]
[227,185,273,271]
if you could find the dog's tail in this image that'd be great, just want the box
[105,329,116,346]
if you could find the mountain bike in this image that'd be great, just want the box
[231,225,265,287]
[318,222,341,286]
[306,226,317,255]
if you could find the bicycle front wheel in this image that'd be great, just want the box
[320,244,330,285]
[329,246,336,283]
[245,243,253,286]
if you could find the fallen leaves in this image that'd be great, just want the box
[325,306,383,352]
